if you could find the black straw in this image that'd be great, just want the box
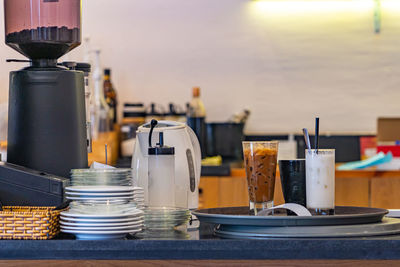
[302,128,312,150]
[315,117,319,153]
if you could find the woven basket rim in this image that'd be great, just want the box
[3,206,56,209]
[0,206,59,215]
[0,206,65,240]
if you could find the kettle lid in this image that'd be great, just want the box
[139,120,186,132]
[148,120,175,155]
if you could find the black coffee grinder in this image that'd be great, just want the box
[0,0,88,206]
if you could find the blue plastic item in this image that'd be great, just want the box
[337,152,393,171]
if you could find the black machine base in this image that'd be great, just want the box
[0,162,68,206]
[7,66,88,178]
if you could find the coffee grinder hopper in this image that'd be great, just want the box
[4,0,81,61]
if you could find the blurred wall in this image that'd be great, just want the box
[1,0,400,134]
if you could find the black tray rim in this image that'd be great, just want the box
[213,218,400,239]
[192,206,389,226]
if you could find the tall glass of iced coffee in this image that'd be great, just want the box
[243,141,279,215]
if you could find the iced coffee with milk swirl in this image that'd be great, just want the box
[243,141,278,215]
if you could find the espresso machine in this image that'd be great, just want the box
[0,0,88,206]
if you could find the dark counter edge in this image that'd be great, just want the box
[0,239,399,260]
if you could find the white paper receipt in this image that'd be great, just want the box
[256,203,312,216]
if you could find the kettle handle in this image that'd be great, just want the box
[186,125,202,183]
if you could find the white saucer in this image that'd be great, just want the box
[61,209,143,219]
[61,216,143,223]
[66,191,134,196]
[66,196,134,201]
[61,228,141,240]
[61,224,142,231]
[61,220,144,227]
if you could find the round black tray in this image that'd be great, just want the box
[192,206,388,226]
[214,217,400,239]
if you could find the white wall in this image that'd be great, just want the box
[1,0,400,134]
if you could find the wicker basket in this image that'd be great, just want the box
[0,206,65,240]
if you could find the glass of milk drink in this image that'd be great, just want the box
[305,149,335,215]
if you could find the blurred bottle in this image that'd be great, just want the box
[83,36,91,63]
[187,87,207,158]
[92,50,111,136]
[188,87,206,118]
[103,68,118,127]
[81,37,95,146]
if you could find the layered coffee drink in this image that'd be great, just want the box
[243,141,278,214]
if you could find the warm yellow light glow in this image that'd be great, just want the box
[249,0,374,16]
[381,0,400,11]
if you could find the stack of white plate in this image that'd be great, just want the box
[60,205,144,240]
[62,168,146,239]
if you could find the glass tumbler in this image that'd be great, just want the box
[305,149,335,215]
[243,141,279,215]
[279,159,306,215]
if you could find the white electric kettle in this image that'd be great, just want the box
[132,120,201,210]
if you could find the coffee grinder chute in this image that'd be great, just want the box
[4,0,88,178]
